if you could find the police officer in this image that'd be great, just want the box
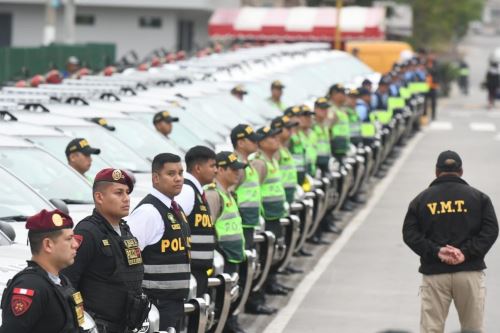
[65,138,101,182]
[345,88,363,142]
[176,146,217,297]
[271,115,299,205]
[253,126,291,295]
[285,106,309,186]
[403,151,498,333]
[361,78,373,93]
[0,209,82,333]
[63,168,148,333]
[312,97,332,174]
[231,85,248,101]
[230,124,278,315]
[355,87,372,122]
[127,153,191,331]
[205,151,247,333]
[153,111,179,138]
[372,78,389,111]
[267,80,286,111]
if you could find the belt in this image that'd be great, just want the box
[88,310,128,333]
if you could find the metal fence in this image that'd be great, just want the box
[0,43,115,83]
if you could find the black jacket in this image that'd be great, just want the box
[0,261,80,333]
[403,176,498,275]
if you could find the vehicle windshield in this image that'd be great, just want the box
[109,119,184,158]
[0,167,52,219]
[0,147,93,203]
[27,136,110,179]
[130,112,212,150]
[60,126,150,172]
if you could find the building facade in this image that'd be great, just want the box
[0,0,240,58]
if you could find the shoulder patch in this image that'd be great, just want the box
[13,288,35,296]
[11,295,33,316]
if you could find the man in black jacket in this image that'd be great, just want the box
[403,150,498,333]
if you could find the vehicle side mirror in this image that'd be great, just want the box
[0,221,16,242]
[49,199,70,215]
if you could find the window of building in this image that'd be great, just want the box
[75,14,95,26]
[139,16,162,29]
[177,20,194,52]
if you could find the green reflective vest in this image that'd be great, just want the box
[299,130,317,175]
[235,164,261,229]
[254,153,286,220]
[267,97,286,112]
[331,108,351,155]
[212,186,245,263]
[289,133,307,175]
[278,147,298,204]
[312,123,331,167]
[345,107,361,137]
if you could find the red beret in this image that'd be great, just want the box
[94,168,134,193]
[26,209,74,232]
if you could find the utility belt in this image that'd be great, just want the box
[86,289,150,332]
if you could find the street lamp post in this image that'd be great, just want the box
[334,0,343,49]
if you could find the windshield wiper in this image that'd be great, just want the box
[0,215,28,222]
[61,199,93,205]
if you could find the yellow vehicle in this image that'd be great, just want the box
[345,41,413,73]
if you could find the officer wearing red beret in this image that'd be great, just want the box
[62,168,150,333]
[0,209,83,333]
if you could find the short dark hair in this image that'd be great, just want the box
[152,153,181,173]
[185,146,216,172]
[28,229,63,255]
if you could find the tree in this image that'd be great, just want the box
[409,0,484,50]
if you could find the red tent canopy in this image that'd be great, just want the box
[209,6,385,41]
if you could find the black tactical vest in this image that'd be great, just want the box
[136,194,191,300]
[184,179,215,270]
[78,212,144,324]
[1,263,83,333]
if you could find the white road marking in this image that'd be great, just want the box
[262,131,425,333]
[428,121,453,130]
[470,122,496,132]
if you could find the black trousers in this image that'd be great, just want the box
[155,298,184,331]
[242,227,255,250]
[192,267,209,297]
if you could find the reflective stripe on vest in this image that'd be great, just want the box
[331,109,350,154]
[345,107,361,137]
[278,148,298,189]
[256,155,286,220]
[313,123,331,158]
[213,188,246,263]
[235,164,261,228]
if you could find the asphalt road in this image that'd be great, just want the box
[254,34,500,333]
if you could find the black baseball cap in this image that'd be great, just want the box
[256,126,282,141]
[153,111,179,124]
[231,85,248,95]
[271,80,285,89]
[216,151,247,169]
[300,104,314,116]
[230,124,262,143]
[65,138,101,157]
[284,105,302,117]
[271,115,298,130]
[436,150,462,171]
[314,97,330,109]
[328,83,345,95]
[90,117,116,131]
[357,87,371,96]
[362,79,372,86]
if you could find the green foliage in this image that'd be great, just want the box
[404,0,485,50]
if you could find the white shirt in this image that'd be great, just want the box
[175,172,204,216]
[126,188,173,250]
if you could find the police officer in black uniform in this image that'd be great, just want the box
[63,168,149,333]
[176,146,217,297]
[127,153,191,331]
[0,209,83,333]
[403,151,499,332]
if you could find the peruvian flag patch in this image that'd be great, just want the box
[11,295,33,316]
[13,288,35,296]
